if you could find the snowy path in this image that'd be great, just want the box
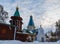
[0,40,59,44]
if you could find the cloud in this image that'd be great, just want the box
[0,0,60,32]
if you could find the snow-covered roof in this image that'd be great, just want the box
[16,32,29,34]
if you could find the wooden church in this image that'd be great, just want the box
[0,5,36,42]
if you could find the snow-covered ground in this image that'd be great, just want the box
[0,40,60,44]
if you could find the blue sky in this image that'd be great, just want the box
[0,0,60,33]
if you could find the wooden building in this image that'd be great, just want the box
[0,6,37,42]
[0,23,15,40]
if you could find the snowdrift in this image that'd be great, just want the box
[0,40,60,44]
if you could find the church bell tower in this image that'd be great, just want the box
[27,15,35,30]
[10,6,23,32]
